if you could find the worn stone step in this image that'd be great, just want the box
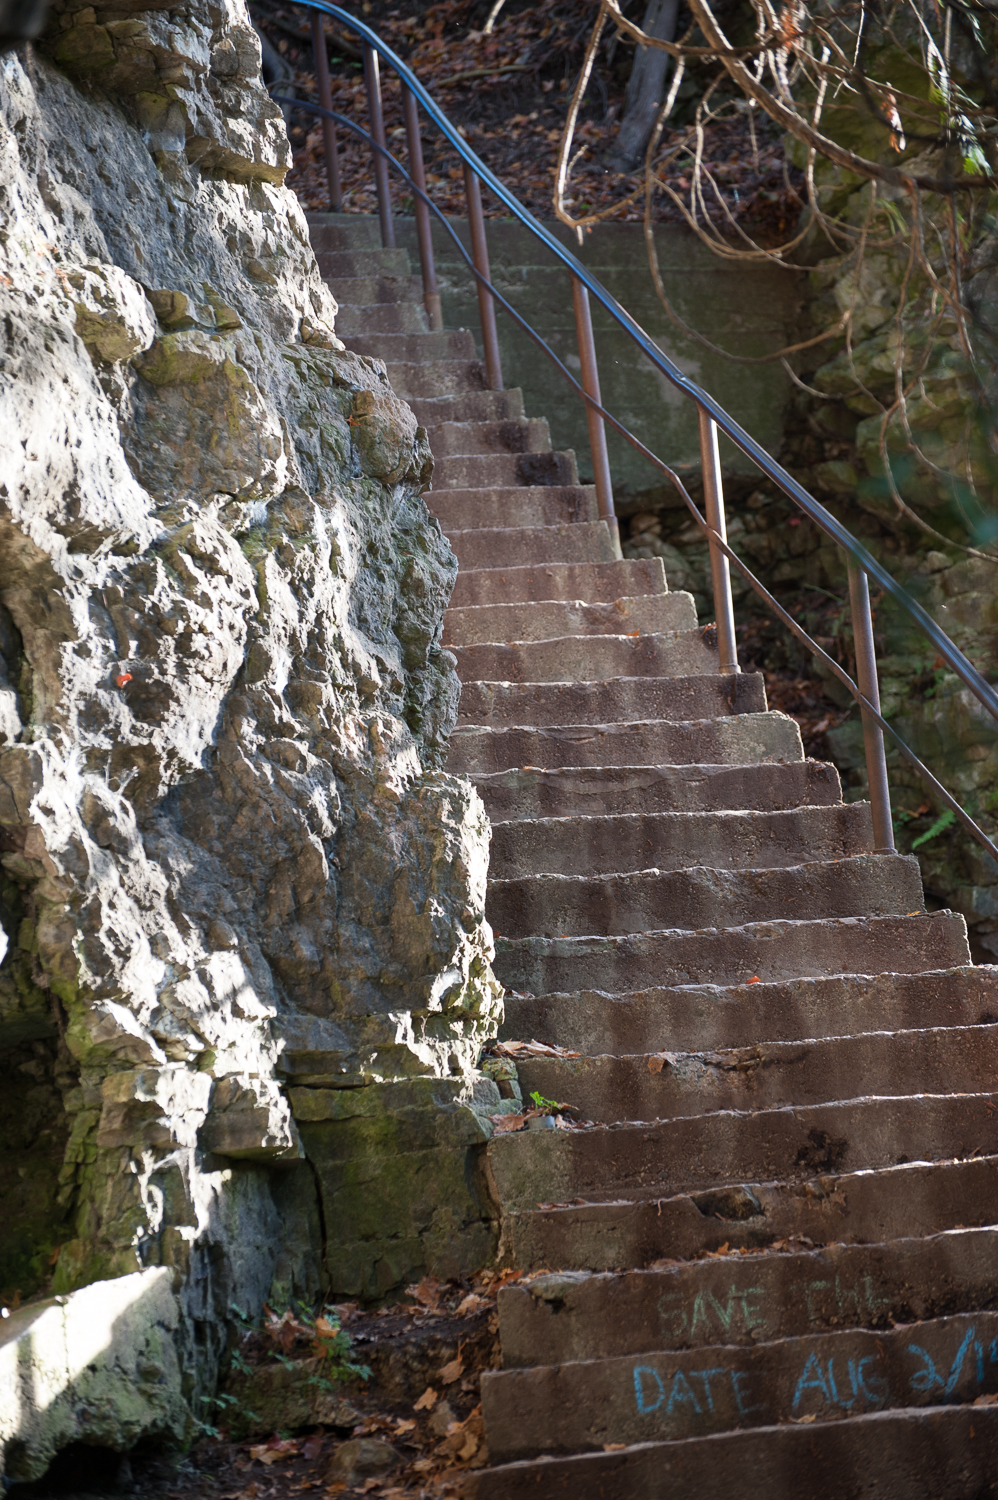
[488,1084,993,1213]
[450,557,667,608]
[318,248,413,279]
[447,713,804,775]
[434,451,579,491]
[453,630,719,687]
[489,852,918,941]
[489,804,870,882]
[448,522,618,573]
[334,301,428,335]
[429,486,598,533]
[426,418,552,457]
[483,1310,998,1462]
[444,593,696,648]
[465,1403,998,1500]
[515,1017,994,1123]
[344,328,478,362]
[501,963,998,1057]
[408,390,526,425]
[489,803,874,881]
[384,359,485,399]
[505,1151,998,1272]
[495,910,968,996]
[475,760,840,821]
[459,673,766,729]
[308,213,386,251]
[321,273,423,305]
[497,1226,998,1368]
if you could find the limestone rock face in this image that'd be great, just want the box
[0,0,500,1474]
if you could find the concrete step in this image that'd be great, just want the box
[426,417,552,457]
[488,852,919,941]
[501,963,998,1057]
[483,1310,998,1462]
[308,213,385,251]
[318,249,413,279]
[453,630,719,686]
[344,328,477,361]
[384,359,485,399]
[474,760,841,821]
[447,712,804,775]
[504,1151,998,1271]
[497,1226,998,1367]
[450,557,668,608]
[494,910,970,996]
[434,451,579,490]
[465,1404,998,1500]
[334,301,428,335]
[408,390,526,425]
[429,486,598,532]
[459,673,767,729]
[443,592,695,647]
[448,522,617,572]
[514,1017,994,1123]
[488,1084,997,1213]
[321,273,423,305]
[488,802,874,880]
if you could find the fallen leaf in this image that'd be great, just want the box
[394,1417,417,1434]
[646,1051,676,1074]
[603,1442,628,1451]
[490,1113,525,1134]
[414,1386,439,1411]
[303,1433,325,1462]
[455,1293,489,1316]
[408,1276,443,1312]
[439,1353,464,1385]
[974,1393,998,1406]
[494,1038,580,1059]
[115,672,132,687]
[746,975,761,984]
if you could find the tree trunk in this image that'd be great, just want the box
[607,0,681,170]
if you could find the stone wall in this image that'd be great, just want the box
[0,2,501,1476]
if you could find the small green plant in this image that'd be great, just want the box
[529,1091,571,1115]
[911,808,957,850]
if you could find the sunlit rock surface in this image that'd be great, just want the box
[0,0,500,1473]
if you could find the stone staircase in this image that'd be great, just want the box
[312,215,998,1496]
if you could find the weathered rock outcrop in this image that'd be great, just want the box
[0,1,500,1476]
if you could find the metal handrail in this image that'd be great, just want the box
[297,0,998,730]
[277,7,998,869]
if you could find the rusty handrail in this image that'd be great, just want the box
[273,81,998,866]
[292,0,998,733]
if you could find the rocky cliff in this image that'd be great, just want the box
[0,1,501,1477]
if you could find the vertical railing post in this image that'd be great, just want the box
[402,85,442,331]
[571,276,619,557]
[847,558,895,853]
[363,42,395,249]
[697,406,739,674]
[463,163,502,390]
[310,9,342,212]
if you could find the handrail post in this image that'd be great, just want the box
[697,406,739,674]
[363,42,395,249]
[402,85,442,331]
[571,276,619,557]
[463,163,502,390]
[847,558,895,853]
[310,10,342,212]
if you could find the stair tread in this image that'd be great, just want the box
[483,1308,998,1459]
[464,1403,998,1500]
[504,1150,998,1272]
